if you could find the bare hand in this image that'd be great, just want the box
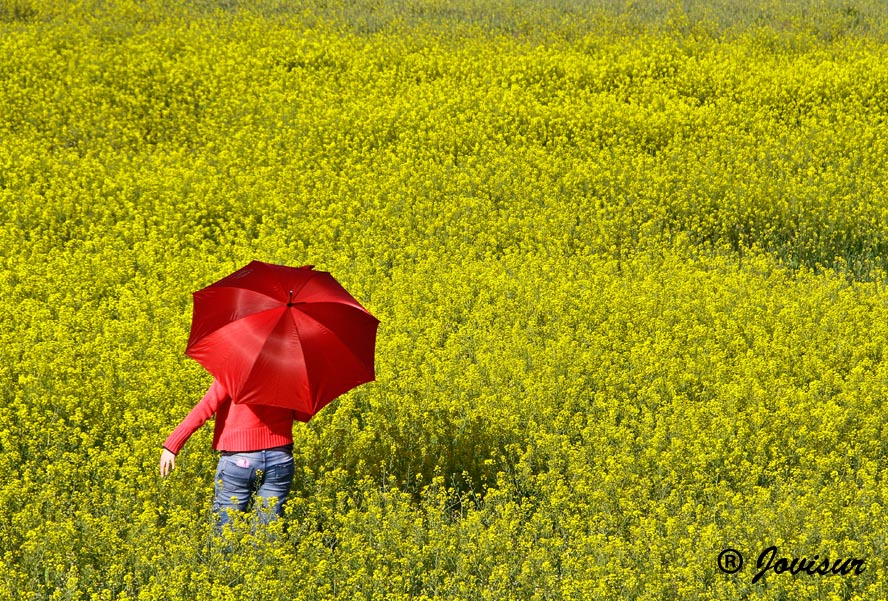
[159,448,176,477]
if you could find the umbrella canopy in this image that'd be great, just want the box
[185,261,378,420]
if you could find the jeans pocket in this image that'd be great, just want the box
[256,455,294,505]
[215,456,254,506]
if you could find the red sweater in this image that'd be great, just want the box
[163,380,296,454]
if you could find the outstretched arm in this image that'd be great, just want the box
[159,380,229,476]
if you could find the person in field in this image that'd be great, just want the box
[159,379,296,530]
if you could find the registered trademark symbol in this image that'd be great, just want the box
[718,549,744,574]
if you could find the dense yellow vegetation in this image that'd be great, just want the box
[3,1,888,598]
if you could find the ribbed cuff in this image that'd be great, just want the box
[163,430,189,455]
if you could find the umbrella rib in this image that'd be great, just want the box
[288,270,316,299]
[212,284,281,304]
[240,307,313,411]
[286,310,313,412]
[289,300,372,313]
[267,268,316,304]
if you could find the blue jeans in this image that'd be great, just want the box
[212,446,295,531]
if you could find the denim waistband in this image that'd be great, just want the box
[221,444,294,456]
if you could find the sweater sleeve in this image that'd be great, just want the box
[163,380,229,454]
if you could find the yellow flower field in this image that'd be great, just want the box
[3,0,888,598]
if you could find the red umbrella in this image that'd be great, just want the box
[185,261,378,421]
